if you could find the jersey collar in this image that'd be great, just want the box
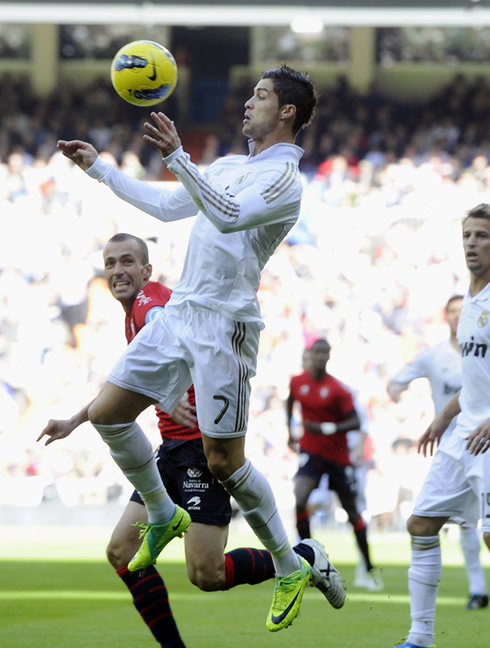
[247,139,304,163]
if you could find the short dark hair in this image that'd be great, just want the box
[262,64,318,135]
[310,337,331,352]
[464,202,490,223]
[445,294,463,312]
[106,233,149,265]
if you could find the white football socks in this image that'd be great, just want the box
[220,459,300,577]
[95,421,175,523]
[407,535,441,647]
[459,526,488,595]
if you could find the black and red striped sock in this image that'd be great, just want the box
[353,518,374,572]
[296,510,311,539]
[116,565,186,648]
[223,543,316,589]
[223,548,274,589]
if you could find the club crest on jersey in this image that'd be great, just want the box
[477,310,489,328]
[299,385,310,395]
[320,387,329,398]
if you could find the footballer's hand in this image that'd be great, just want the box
[143,112,181,158]
[466,420,490,455]
[417,417,447,457]
[37,419,75,446]
[170,394,197,429]
[57,140,98,171]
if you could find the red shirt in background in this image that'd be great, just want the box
[289,371,355,465]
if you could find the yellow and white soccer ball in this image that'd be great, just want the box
[110,40,178,107]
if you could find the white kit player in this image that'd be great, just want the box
[388,295,488,611]
[56,66,347,634]
[392,203,490,648]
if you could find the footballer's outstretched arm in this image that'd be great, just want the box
[85,157,198,223]
[58,137,197,223]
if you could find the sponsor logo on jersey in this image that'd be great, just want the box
[136,289,152,306]
[187,467,203,479]
[183,480,210,490]
[186,496,201,510]
[461,336,488,358]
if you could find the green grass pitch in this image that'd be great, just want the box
[0,524,488,647]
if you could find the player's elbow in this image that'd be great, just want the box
[213,219,239,234]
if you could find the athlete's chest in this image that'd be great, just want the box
[427,346,461,385]
[458,299,490,360]
[296,381,336,407]
[207,165,258,197]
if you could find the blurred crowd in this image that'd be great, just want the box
[1,71,489,533]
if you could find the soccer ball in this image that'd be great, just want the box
[110,40,178,107]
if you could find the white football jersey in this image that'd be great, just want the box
[87,141,303,323]
[392,340,462,416]
[455,282,490,436]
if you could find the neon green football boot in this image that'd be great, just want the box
[266,556,312,632]
[128,505,191,572]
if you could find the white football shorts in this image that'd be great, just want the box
[108,301,261,438]
[412,432,484,528]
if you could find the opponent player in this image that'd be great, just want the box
[38,233,345,647]
[387,295,488,610]
[56,65,323,631]
[394,203,490,648]
[287,337,382,591]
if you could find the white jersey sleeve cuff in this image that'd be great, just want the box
[85,157,114,181]
[162,145,185,166]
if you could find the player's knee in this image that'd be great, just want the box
[406,515,438,537]
[88,399,114,426]
[187,559,225,591]
[206,452,237,482]
[106,538,127,569]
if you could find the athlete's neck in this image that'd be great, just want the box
[310,368,327,381]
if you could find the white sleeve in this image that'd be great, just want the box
[86,156,198,222]
[392,351,428,385]
[164,148,300,233]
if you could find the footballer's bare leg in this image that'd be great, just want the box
[107,500,148,568]
[184,522,229,590]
